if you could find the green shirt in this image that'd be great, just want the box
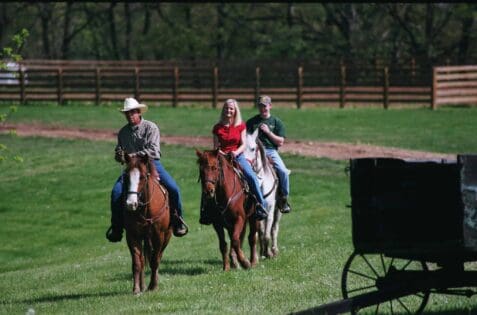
[246,115,286,150]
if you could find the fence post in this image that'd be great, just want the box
[339,65,346,108]
[296,66,303,109]
[172,67,179,108]
[19,67,25,105]
[212,66,218,108]
[410,58,416,85]
[383,66,389,109]
[254,67,261,107]
[134,67,140,101]
[95,68,101,106]
[57,67,63,105]
[431,67,437,110]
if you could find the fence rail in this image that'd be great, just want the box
[0,60,463,108]
[432,65,477,109]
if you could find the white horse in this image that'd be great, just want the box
[244,128,281,258]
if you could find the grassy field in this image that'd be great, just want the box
[1,104,477,314]
[2,102,477,153]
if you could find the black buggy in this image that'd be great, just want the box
[337,155,477,314]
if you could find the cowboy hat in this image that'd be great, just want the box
[119,97,148,113]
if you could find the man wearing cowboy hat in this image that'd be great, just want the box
[106,97,188,242]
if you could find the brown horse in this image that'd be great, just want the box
[123,154,172,294]
[196,149,259,271]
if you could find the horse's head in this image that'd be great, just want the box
[196,149,221,199]
[124,154,153,211]
[244,128,266,172]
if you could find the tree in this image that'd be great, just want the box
[0,28,28,162]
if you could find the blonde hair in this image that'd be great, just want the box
[219,99,242,126]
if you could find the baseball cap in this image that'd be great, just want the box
[258,95,271,106]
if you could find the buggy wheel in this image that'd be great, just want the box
[341,252,430,315]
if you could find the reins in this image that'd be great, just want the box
[126,160,168,227]
[200,152,246,216]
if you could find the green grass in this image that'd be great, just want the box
[3,102,477,153]
[1,103,477,314]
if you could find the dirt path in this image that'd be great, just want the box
[0,123,456,161]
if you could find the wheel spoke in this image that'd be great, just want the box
[396,297,412,314]
[348,268,378,281]
[361,254,381,278]
[348,283,378,295]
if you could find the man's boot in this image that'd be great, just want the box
[278,195,291,214]
[199,195,213,225]
[106,208,123,242]
[254,203,268,221]
[172,213,188,237]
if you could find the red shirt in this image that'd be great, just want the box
[212,122,245,153]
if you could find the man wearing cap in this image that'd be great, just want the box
[246,95,291,213]
[106,97,188,242]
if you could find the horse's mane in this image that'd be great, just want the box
[256,138,269,170]
[146,158,159,179]
[127,155,158,179]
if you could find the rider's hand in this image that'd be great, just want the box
[114,148,125,163]
[259,123,271,135]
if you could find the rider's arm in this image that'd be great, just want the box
[233,129,246,157]
[213,135,226,155]
[260,123,285,147]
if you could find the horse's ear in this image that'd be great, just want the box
[195,148,202,158]
[252,127,259,140]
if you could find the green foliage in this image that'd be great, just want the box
[1,28,29,64]
[0,28,28,162]
[1,3,477,63]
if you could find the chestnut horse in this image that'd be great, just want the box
[196,149,259,271]
[244,129,281,258]
[123,154,172,294]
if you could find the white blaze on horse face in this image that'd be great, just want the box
[126,167,140,210]
[244,132,257,164]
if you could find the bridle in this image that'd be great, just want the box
[199,152,244,215]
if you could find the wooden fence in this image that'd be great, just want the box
[0,59,435,108]
[432,65,477,109]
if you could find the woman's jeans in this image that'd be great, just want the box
[110,159,184,227]
[235,153,267,208]
[265,149,290,197]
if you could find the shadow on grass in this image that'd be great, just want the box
[110,258,224,281]
[19,291,121,304]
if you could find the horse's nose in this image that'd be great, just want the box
[205,184,215,197]
[126,200,138,211]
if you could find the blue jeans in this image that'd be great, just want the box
[235,153,267,208]
[111,159,184,226]
[265,149,290,197]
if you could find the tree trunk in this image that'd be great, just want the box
[61,2,72,59]
[124,3,131,60]
[216,3,225,60]
[108,2,120,60]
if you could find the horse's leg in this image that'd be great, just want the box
[271,207,282,257]
[126,235,143,295]
[248,217,259,267]
[213,222,230,271]
[263,211,274,258]
[229,216,251,269]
